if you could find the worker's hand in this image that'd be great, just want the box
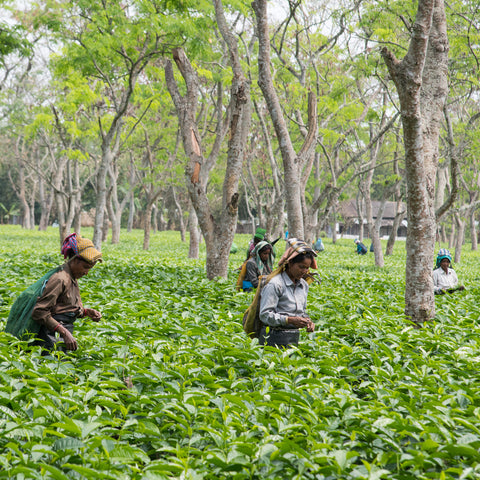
[58,327,78,351]
[458,285,466,291]
[84,308,102,322]
[287,316,313,329]
[306,320,315,332]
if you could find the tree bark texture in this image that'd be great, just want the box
[381,0,449,324]
[188,204,200,259]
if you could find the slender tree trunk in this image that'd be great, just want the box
[332,206,338,244]
[253,0,317,239]
[381,0,448,324]
[385,139,405,256]
[471,210,478,251]
[38,186,53,231]
[28,179,37,229]
[143,203,153,250]
[454,212,465,263]
[127,191,135,232]
[448,220,455,249]
[188,204,200,259]
[440,224,447,243]
[102,207,109,242]
[386,209,406,256]
[12,139,31,230]
[93,149,111,248]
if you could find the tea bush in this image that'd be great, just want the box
[1,226,480,479]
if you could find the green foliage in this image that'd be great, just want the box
[1,227,480,478]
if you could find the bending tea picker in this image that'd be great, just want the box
[5,233,103,353]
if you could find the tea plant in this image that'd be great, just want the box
[1,226,480,479]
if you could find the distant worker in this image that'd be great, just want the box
[433,248,465,295]
[354,239,368,255]
[313,238,325,252]
[243,241,274,291]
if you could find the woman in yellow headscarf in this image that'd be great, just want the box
[31,233,103,353]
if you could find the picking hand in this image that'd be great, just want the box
[84,308,102,322]
[287,316,314,330]
[58,326,78,351]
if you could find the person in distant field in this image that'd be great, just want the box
[354,239,368,255]
[247,227,267,259]
[313,238,325,252]
[243,241,274,291]
[31,233,103,352]
[433,248,465,295]
[257,238,317,348]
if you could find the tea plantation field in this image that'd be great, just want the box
[1,226,480,479]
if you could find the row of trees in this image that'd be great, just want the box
[0,0,479,321]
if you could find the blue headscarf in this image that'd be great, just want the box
[435,248,452,269]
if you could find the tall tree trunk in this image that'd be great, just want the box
[471,210,478,251]
[385,135,405,256]
[93,148,113,248]
[165,1,251,279]
[127,191,135,232]
[448,220,455,248]
[188,204,200,259]
[381,0,448,324]
[12,139,31,229]
[38,181,53,231]
[454,212,465,263]
[143,202,153,250]
[386,208,406,256]
[171,186,186,242]
[253,0,317,239]
[364,107,388,267]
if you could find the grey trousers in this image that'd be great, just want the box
[36,313,76,352]
[258,325,300,348]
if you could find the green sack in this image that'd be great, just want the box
[242,276,269,338]
[5,266,62,339]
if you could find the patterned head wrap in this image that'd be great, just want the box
[436,248,452,269]
[278,238,317,270]
[61,233,103,264]
[252,240,274,273]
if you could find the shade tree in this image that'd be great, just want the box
[381,0,449,324]
[165,0,252,279]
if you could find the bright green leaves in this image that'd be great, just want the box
[2,228,480,478]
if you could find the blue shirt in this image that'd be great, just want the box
[259,272,309,327]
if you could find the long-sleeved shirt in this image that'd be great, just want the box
[32,263,84,331]
[245,257,272,288]
[433,267,459,293]
[259,272,309,327]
